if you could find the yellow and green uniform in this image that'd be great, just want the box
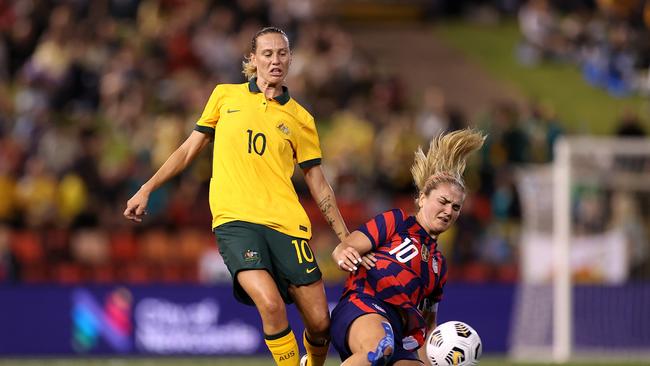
[197,78,330,364]
[195,78,322,239]
[196,78,323,306]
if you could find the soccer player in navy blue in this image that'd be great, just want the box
[330,129,486,366]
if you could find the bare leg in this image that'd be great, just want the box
[238,270,300,366]
[289,279,330,342]
[393,360,424,365]
[341,313,394,366]
[238,270,288,334]
[289,280,330,366]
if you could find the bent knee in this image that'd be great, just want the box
[256,298,286,318]
[359,342,394,356]
[365,322,395,365]
[304,314,330,340]
[357,341,394,366]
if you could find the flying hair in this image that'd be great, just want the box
[411,128,486,195]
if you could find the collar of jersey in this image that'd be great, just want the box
[248,77,291,105]
[408,216,437,245]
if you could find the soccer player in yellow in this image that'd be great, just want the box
[124,27,349,366]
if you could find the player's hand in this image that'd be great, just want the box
[123,189,150,223]
[333,246,363,272]
[359,252,377,270]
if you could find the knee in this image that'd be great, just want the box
[363,335,394,355]
[256,297,286,318]
[304,311,330,339]
[364,322,394,365]
[354,340,394,366]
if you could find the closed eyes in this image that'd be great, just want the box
[438,197,461,211]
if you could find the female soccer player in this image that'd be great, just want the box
[124,27,348,366]
[330,129,486,365]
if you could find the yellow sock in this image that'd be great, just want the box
[265,327,300,366]
[303,331,330,366]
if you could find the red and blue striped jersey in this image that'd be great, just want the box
[342,208,448,347]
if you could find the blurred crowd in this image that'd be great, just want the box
[517,0,650,96]
[0,0,646,286]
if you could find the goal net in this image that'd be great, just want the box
[510,136,650,363]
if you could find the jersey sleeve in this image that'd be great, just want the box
[356,208,404,250]
[194,84,222,137]
[296,115,323,169]
[418,252,448,312]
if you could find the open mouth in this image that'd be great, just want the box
[269,68,283,77]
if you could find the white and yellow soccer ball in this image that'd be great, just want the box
[425,321,482,366]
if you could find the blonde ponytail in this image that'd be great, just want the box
[411,128,486,195]
[242,57,256,80]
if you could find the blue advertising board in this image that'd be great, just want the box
[0,283,514,356]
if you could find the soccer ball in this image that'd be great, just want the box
[425,321,482,366]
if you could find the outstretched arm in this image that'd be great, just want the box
[303,165,349,241]
[124,130,212,222]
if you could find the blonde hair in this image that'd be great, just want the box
[242,59,257,80]
[411,128,486,196]
[242,27,289,80]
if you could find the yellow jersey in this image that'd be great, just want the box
[195,78,322,239]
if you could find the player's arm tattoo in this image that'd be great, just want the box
[318,195,344,238]
[318,196,336,227]
[318,196,333,214]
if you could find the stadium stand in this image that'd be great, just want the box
[0,0,647,287]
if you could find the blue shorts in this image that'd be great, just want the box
[330,292,421,365]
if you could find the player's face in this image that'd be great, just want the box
[417,182,465,237]
[252,32,291,86]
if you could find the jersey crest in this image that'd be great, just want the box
[277,122,290,135]
[421,244,429,262]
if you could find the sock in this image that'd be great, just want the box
[265,327,300,366]
[303,331,330,366]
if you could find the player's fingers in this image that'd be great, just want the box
[337,258,353,272]
[360,258,371,270]
[338,253,357,272]
[124,214,142,223]
[365,253,377,263]
[343,250,360,270]
[344,255,358,271]
[124,205,144,223]
[135,204,147,216]
[123,206,136,219]
[360,255,376,269]
[352,252,362,265]
[345,247,362,265]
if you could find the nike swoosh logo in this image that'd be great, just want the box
[227,109,240,113]
[306,267,317,274]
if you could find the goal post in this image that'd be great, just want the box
[510,136,650,363]
[553,137,571,363]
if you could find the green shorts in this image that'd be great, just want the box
[214,220,322,305]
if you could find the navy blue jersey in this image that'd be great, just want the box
[342,209,448,347]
